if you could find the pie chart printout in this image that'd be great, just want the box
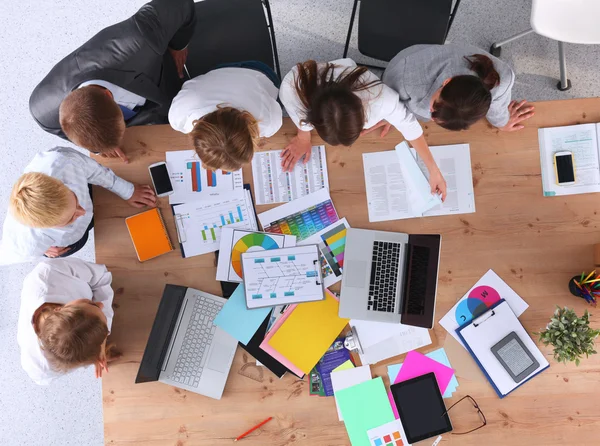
[231,233,280,279]
[454,285,501,325]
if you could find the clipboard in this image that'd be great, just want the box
[456,299,549,398]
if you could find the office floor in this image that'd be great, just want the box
[0,1,598,445]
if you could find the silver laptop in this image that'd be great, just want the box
[339,228,441,328]
[136,285,237,400]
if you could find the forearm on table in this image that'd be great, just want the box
[408,135,439,173]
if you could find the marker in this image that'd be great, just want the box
[234,417,273,442]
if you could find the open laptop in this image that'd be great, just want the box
[339,228,441,328]
[136,284,237,400]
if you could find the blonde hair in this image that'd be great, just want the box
[190,106,259,171]
[59,86,125,152]
[33,303,108,373]
[10,172,72,228]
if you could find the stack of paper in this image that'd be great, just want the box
[331,365,372,420]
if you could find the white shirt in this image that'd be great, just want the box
[279,58,424,141]
[17,258,115,385]
[168,67,282,137]
[0,147,134,264]
[79,80,146,110]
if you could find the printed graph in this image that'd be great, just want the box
[263,199,338,241]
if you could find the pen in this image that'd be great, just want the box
[234,417,273,442]
[183,63,191,80]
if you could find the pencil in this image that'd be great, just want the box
[234,417,273,442]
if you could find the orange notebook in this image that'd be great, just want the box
[125,208,174,262]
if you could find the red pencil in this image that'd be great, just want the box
[234,417,273,442]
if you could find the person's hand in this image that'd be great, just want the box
[126,184,157,208]
[429,168,447,202]
[95,340,109,379]
[499,100,535,132]
[361,120,392,138]
[45,246,71,258]
[105,343,123,363]
[169,47,189,79]
[281,132,312,172]
[99,147,129,164]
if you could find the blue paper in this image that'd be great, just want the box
[213,285,271,345]
[387,348,458,398]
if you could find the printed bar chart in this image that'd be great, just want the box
[187,161,202,192]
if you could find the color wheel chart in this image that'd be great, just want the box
[230,232,282,279]
[263,199,338,241]
[454,285,501,324]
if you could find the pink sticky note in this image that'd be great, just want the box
[259,304,305,378]
[389,351,455,419]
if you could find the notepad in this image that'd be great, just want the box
[125,208,173,262]
[267,290,349,374]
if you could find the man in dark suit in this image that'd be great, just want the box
[29,0,196,162]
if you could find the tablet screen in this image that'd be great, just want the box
[390,373,452,443]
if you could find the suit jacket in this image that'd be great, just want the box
[382,44,515,128]
[29,0,196,139]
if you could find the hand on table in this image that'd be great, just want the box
[45,246,71,258]
[169,47,189,79]
[361,120,392,138]
[429,168,447,202]
[95,341,109,379]
[99,147,129,164]
[126,184,157,208]
[281,133,312,172]
[499,100,535,132]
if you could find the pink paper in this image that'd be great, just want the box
[259,304,305,377]
[389,351,454,419]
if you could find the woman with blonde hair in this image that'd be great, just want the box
[18,258,119,384]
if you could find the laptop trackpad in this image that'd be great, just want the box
[206,342,231,373]
[345,261,368,288]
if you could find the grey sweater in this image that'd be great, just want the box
[382,43,515,128]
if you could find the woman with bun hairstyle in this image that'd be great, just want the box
[383,44,534,132]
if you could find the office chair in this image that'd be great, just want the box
[343,0,462,69]
[490,0,600,91]
[185,0,281,79]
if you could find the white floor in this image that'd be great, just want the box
[0,1,598,445]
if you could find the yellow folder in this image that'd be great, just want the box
[268,290,349,374]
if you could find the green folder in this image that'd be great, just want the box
[335,377,395,446]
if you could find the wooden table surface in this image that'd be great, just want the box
[95,98,600,446]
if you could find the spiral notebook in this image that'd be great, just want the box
[125,208,174,262]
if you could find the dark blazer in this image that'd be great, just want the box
[29,0,196,139]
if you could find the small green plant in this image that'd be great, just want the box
[537,307,600,366]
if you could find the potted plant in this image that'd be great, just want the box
[537,307,600,366]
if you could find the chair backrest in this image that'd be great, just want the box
[358,0,454,62]
[185,0,279,78]
[531,0,600,44]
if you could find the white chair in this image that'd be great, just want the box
[490,0,600,91]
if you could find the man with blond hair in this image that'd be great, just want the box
[1,147,156,263]
[29,0,196,162]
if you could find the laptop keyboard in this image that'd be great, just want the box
[367,241,402,312]
[168,298,222,387]
[405,245,431,315]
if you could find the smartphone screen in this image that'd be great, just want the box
[150,164,173,195]
[556,154,575,183]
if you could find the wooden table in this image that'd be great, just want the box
[96,99,600,446]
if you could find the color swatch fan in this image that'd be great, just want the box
[216,228,296,282]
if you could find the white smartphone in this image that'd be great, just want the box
[554,151,576,185]
[148,162,174,197]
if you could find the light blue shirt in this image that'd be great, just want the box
[79,79,146,110]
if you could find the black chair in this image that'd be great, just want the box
[185,0,281,79]
[343,0,462,68]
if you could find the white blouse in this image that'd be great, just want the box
[17,258,115,385]
[168,67,282,137]
[279,58,424,141]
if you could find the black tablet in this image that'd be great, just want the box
[390,372,453,443]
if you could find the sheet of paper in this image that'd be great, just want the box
[242,245,325,309]
[213,285,271,345]
[258,188,339,241]
[267,290,349,374]
[298,218,350,288]
[439,269,529,348]
[265,304,288,333]
[367,419,411,446]
[252,145,329,204]
[335,377,396,446]
[351,319,426,350]
[396,142,441,215]
[331,365,372,421]
[173,190,258,258]
[216,228,296,282]
[359,326,432,365]
[538,123,600,196]
[166,149,243,204]
[333,360,355,373]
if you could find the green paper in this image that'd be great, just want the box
[332,360,355,373]
[335,377,395,446]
